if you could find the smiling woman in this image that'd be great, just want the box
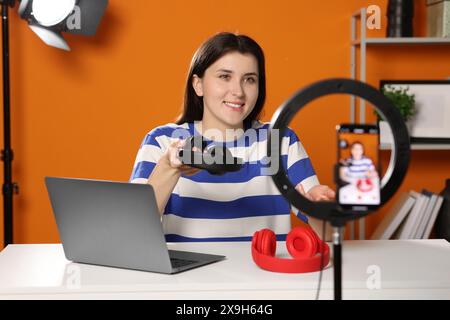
[178,32,267,134]
[191,51,259,138]
[129,32,335,242]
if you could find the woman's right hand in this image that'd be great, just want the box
[163,139,202,177]
[149,139,202,215]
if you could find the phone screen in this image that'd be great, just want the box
[336,124,380,209]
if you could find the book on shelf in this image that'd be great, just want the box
[370,192,416,240]
[423,195,445,239]
[372,189,445,240]
[414,191,438,239]
[395,191,430,240]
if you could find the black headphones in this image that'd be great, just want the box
[178,136,243,175]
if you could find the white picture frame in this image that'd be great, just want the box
[380,80,450,141]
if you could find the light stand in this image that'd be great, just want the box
[268,78,411,300]
[1,0,108,248]
[1,0,17,248]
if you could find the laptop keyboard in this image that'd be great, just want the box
[170,258,198,268]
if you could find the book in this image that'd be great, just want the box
[414,192,438,239]
[423,195,445,239]
[412,191,432,238]
[396,191,430,239]
[370,192,416,240]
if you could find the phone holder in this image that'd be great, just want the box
[178,136,243,175]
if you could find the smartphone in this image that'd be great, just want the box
[336,124,381,211]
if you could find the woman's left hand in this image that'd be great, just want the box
[296,183,336,201]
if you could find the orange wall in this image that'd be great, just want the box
[1,0,449,247]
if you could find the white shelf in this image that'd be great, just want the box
[352,37,450,46]
[380,143,450,150]
[350,7,450,240]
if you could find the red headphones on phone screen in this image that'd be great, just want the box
[356,178,373,192]
[252,227,330,273]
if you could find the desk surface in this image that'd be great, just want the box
[1,240,450,300]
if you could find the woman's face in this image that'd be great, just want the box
[192,51,259,130]
[351,143,364,160]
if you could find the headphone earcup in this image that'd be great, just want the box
[286,227,318,259]
[252,230,262,252]
[254,229,276,256]
[307,227,323,254]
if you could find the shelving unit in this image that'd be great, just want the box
[351,8,450,126]
[349,8,450,240]
[352,37,450,46]
[380,143,450,150]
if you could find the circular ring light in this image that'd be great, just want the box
[269,78,410,224]
[32,0,76,27]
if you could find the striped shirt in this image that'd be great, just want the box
[343,156,375,179]
[130,120,320,242]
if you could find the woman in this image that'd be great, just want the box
[130,32,334,242]
[340,141,378,182]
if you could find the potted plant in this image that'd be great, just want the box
[377,85,416,145]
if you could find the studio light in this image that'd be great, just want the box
[18,0,108,51]
[31,0,76,27]
[1,0,108,248]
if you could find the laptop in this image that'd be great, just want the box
[45,177,225,274]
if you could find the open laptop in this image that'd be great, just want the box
[45,177,225,274]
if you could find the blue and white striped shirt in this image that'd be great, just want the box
[344,156,375,179]
[130,120,319,242]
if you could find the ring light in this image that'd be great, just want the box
[268,78,410,225]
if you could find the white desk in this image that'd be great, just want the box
[0,240,450,300]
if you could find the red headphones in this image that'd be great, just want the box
[356,178,373,192]
[252,227,330,273]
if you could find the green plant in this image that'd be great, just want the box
[376,85,416,122]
